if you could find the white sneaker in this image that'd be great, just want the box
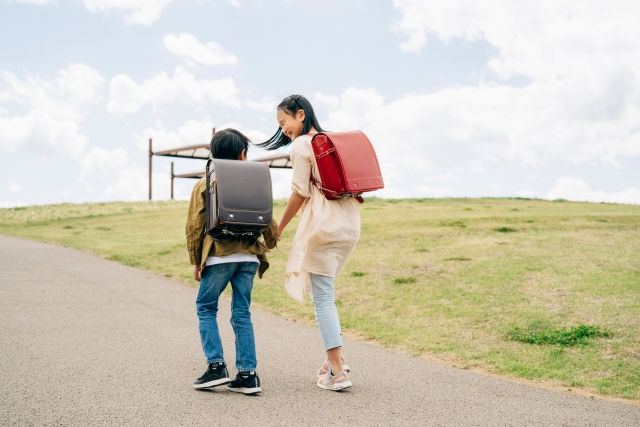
[317,370,352,391]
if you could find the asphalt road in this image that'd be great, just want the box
[1,235,639,426]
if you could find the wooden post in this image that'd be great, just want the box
[170,162,174,200]
[148,138,153,201]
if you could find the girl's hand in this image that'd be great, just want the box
[276,225,282,241]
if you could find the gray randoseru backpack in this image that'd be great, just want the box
[205,158,273,242]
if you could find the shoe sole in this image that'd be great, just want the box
[317,380,352,391]
[227,386,262,395]
[193,377,232,389]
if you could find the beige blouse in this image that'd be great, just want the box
[284,135,361,302]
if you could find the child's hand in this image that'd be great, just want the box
[193,265,202,282]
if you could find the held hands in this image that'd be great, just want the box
[193,264,201,282]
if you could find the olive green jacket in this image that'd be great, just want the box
[185,177,278,279]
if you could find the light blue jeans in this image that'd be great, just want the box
[196,262,258,372]
[309,273,343,350]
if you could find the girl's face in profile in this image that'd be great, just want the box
[277,108,305,141]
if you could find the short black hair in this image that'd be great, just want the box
[210,129,250,160]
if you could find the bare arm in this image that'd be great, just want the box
[278,192,306,237]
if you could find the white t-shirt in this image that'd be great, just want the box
[205,252,259,267]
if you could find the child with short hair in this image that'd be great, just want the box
[186,128,277,394]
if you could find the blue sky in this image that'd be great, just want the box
[1,0,639,207]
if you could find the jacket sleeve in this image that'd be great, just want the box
[262,219,278,250]
[185,178,207,265]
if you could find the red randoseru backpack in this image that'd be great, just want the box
[310,131,384,203]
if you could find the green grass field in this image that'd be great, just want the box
[1,198,639,400]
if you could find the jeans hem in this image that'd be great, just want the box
[322,341,343,351]
[206,358,226,365]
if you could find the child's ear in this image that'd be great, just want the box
[238,149,247,161]
[297,109,305,122]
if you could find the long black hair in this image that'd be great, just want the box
[257,94,325,150]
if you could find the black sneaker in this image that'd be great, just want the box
[227,371,261,394]
[193,362,231,389]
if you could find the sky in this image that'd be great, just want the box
[1,0,639,207]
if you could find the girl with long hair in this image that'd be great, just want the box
[258,95,360,391]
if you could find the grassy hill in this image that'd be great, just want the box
[1,197,639,400]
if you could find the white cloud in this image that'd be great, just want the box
[393,1,640,62]
[79,147,129,180]
[319,82,639,172]
[388,1,640,166]
[105,166,153,201]
[319,87,497,179]
[15,0,175,25]
[104,165,187,201]
[56,64,105,106]
[228,0,241,8]
[0,64,104,159]
[318,84,640,198]
[78,147,179,201]
[245,97,277,113]
[0,110,88,159]
[136,118,269,152]
[136,118,214,151]
[83,0,174,25]
[107,66,240,114]
[7,181,23,193]
[163,33,237,66]
[313,92,341,110]
[1,64,105,122]
[546,177,640,205]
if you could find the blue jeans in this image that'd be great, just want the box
[196,262,258,372]
[309,273,343,351]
